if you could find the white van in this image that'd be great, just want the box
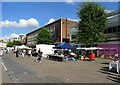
[36,44,55,58]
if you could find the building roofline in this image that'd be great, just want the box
[26,18,77,36]
[26,18,62,36]
[107,10,120,17]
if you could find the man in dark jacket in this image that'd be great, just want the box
[16,50,19,58]
[35,49,42,63]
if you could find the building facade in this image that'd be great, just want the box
[26,18,78,46]
[18,34,26,44]
[69,10,120,57]
[9,34,26,44]
[0,42,7,48]
[70,25,79,43]
[98,10,120,57]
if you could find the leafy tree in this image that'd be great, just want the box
[12,40,22,46]
[7,42,13,47]
[77,2,107,46]
[0,39,3,42]
[36,28,53,44]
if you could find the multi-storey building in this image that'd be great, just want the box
[18,34,26,44]
[69,25,79,43]
[69,10,120,57]
[98,10,120,57]
[26,18,78,46]
[9,34,26,43]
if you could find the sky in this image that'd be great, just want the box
[0,1,119,41]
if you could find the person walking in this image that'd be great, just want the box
[35,49,42,63]
[28,50,32,58]
[114,52,118,61]
[22,49,26,58]
[6,49,8,54]
[16,50,19,58]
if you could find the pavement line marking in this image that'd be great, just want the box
[1,62,7,71]
[8,71,20,83]
[1,56,20,83]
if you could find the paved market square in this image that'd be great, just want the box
[2,53,119,83]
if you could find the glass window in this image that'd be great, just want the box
[112,27,117,33]
[71,35,77,39]
[62,22,65,24]
[108,27,112,33]
[118,25,120,32]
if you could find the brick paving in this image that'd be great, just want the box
[3,53,120,83]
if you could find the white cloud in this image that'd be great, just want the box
[104,9,113,13]
[0,18,40,29]
[1,33,25,42]
[45,18,55,25]
[66,0,74,4]
[67,18,79,22]
[0,37,3,40]
[45,18,79,25]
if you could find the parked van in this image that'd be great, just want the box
[36,44,55,58]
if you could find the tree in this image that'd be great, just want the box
[12,40,22,46]
[6,40,22,47]
[36,28,53,44]
[0,39,3,42]
[77,2,107,46]
[7,42,13,47]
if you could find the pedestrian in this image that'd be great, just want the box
[6,49,8,54]
[35,49,43,63]
[22,49,26,58]
[28,50,32,58]
[114,52,118,61]
[16,50,19,58]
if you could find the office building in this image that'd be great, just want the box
[26,18,78,46]
[98,10,120,57]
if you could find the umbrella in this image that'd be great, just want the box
[54,42,76,50]
[77,47,103,50]
[18,45,31,49]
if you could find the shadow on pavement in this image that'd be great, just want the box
[98,62,120,83]
[107,75,120,83]
[101,62,109,65]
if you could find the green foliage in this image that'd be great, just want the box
[36,28,53,44]
[0,39,3,42]
[7,42,13,47]
[12,40,22,46]
[7,40,22,47]
[77,2,107,46]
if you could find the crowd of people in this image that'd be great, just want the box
[0,47,44,64]
[2,47,119,63]
[15,48,43,63]
[1,47,119,67]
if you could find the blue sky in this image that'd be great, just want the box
[1,2,119,41]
